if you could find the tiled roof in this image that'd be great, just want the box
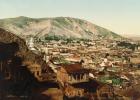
[58,63,89,74]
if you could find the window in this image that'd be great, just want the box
[37,71,40,76]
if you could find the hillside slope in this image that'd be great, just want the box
[0,16,121,40]
[0,28,46,70]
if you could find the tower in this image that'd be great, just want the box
[28,37,36,50]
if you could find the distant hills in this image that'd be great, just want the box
[122,34,140,41]
[0,16,121,40]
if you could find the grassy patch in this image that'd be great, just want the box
[54,17,70,26]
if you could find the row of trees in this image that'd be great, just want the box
[37,35,91,43]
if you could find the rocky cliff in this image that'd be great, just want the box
[0,28,45,70]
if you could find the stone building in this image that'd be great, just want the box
[56,63,89,84]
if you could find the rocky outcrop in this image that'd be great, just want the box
[0,28,46,75]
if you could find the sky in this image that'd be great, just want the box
[0,0,140,36]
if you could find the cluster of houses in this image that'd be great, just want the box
[26,37,140,99]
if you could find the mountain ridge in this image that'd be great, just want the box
[0,16,122,40]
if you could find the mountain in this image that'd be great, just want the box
[0,16,121,40]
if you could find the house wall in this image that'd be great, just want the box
[57,67,69,83]
[68,73,89,84]
[27,64,42,80]
[57,67,89,84]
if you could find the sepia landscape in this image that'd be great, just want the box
[0,0,140,100]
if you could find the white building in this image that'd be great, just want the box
[28,37,36,51]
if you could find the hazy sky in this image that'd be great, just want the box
[0,0,140,36]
